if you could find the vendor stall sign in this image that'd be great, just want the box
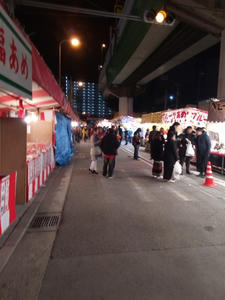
[208,100,225,122]
[0,6,32,99]
[162,108,208,127]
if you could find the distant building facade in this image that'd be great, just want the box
[63,76,112,118]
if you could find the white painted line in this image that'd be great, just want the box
[121,146,153,167]
[171,189,191,202]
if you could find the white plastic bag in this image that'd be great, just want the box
[173,161,182,180]
[185,143,194,157]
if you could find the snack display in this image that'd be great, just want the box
[26,143,55,202]
[0,172,17,236]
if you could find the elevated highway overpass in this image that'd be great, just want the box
[99,0,225,115]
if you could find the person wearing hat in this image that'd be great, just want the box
[195,127,211,178]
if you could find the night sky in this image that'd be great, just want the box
[15,1,221,113]
[134,43,220,113]
[15,0,116,82]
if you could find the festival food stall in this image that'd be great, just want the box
[207,99,225,174]
[0,1,79,236]
[26,109,56,202]
[141,112,163,135]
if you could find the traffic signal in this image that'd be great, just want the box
[143,9,175,26]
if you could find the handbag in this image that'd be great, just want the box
[94,146,102,156]
[185,143,194,157]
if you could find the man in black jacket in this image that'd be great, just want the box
[196,127,211,178]
[101,128,120,178]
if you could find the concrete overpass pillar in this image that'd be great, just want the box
[218,30,225,99]
[119,97,133,116]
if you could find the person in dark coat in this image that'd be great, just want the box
[195,127,211,178]
[132,128,141,160]
[101,128,120,178]
[167,122,180,139]
[124,129,128,145]
[163,132,178,181]
[148,125,156,158]
[178,126,195,174]
[149,126,157,143]
[151,131,164,178]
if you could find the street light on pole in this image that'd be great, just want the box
[58,37,81,87]
[100,42,106,66]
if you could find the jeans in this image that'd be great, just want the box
[103,157,115,177]
[134,145,139,160]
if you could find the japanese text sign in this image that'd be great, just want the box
[162,108,208,127]
[0,6,32,99]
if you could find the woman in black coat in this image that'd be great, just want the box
[151,131,164,177]
[163,132,178,181]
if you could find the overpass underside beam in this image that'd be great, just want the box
[119,97,133,116]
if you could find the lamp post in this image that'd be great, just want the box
[58,37,80,87]
[100,43,106,66]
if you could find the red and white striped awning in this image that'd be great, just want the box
[0,82,59,112]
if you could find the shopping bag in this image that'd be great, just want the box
[173,161,182,180]
[185,143,194,157]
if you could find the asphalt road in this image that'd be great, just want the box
[38,142,225,300]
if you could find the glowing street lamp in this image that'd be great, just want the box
[58,36,81,86]
[101,43,106,66]
[78,81,84,87]
[71,38,80,47]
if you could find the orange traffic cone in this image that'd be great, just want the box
[202,161,217,187]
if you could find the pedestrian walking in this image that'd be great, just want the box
[101,128,120,178]
[84,127,89,142]
[124,129,128,145]
[149,126,157,158]
[132,128,141,160]
[89,128,101,174]
[163,132,178,182]
[151,131,164,178]
[149,126,157,143]
[195,127,211,178]
[178,126,195,174]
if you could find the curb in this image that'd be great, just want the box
[0,165,72,274]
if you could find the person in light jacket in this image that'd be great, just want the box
[89,127,101,174]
